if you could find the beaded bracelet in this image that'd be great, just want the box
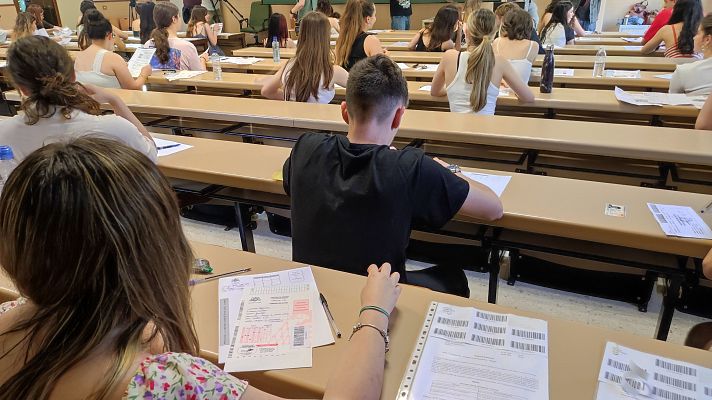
[359,305,390,319]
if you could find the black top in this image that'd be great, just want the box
[564,24,575,43]
[283,133,469,279]
[414,32,448,52]
[42,20,54,29]
[343,32,370,71]
[390,0,412,17]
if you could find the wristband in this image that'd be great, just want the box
[349,323,390,352]
[359,305,390,319]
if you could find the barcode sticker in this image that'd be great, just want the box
[227,325,240,358]
[474,322,506,334]
[704,386,712,396]
[434,328,466,340]
[293,326,306,347]
[607,358,630,372]
[436,316,469,328]
[650,204,661,213]
[655,213,669,224]
[651,387,695,400]
[511,328,546,341]
[475,311,508,322]
[653,372,696,391]
[655,359,697,377]
[471,334,505,346]
[604,372,645,391]
[510,340,546,353]
[220,298,231,346]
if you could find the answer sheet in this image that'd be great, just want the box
[408,303,549,400]
[462,172,512,197]
[531,67,575,77]
[219,56,262,65]
[605,70,641,79]
[224,284,313,372]
[127,48,156,78]
[153,137,192,157]
[164,70,208,81]
[648,203,712,240]
[615,87,694,106]
[596,342,712,400]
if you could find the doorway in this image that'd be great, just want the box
[14,0,61,26]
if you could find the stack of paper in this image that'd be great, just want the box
[623,45,643,51]
[605,70,641,79]
[614,87,697,107]
[220,56,262,65]
[127,48,156,78]
[164,70,208,81]
[648,203,712,239]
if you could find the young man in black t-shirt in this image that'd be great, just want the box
[283,55,504,287]
[390,0,412,30]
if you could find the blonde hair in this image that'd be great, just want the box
[284,12,335,102]
[465,8,496,112]
[334,0,374,68]
[13,12,36,40]
[464,0,483,20]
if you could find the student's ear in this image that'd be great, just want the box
[340,101,349,124]
[391,105,406,130]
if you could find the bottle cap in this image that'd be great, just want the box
[0,146,14,161]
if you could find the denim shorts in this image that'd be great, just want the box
[391,15,410,30]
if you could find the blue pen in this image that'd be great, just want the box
[157,143,181,151]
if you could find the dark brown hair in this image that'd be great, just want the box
[346,54,409,122]
[0,137,198,399]
[501,8,533,40]
[495,1,518,18]
[424,5,460,51]
[284,12,334,102]
[26,4,45,25]
[151,1,179,64]
[187,5,209,38]
[78,8,112,50]
[7,36,101,125]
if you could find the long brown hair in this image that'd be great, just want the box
[335,0,374,67]
[424,5,460,51]
[7,36,101,125]
[151,2,179,64]
[186,5,209,38]
[465,8,496,112]
[0,137,198,399]
[26,4,45,26]
[13,12,36,40]
[284,11,335,102]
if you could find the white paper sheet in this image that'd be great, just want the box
[596,342,712,400]
[690,95,707,110]
[615,87,694,106]
[218,267,334,363]
[411,64,439,72]
[153,137,193,157]
[623,37,643,43]
[164,70,208,81]
[462,172,512,197]
[397,62,411,70]
[390,41,409,47]
[127,48,156,78]
[408,303,549,400]
[647,203,712,239]
[224,284,313,372]
[219,56,262,65]
[624,45,643,51]
[125,43,143,49]
[0,60,7,69]
[418,85,431,92]
[605,70,641,79]
[531,67,574,77]
[655,73,673,80]
[576,37,602,42]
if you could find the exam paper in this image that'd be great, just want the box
[164,70,208,81]
[219,56,262,65]
[576,37,601,42]
[153,137,193,157]
[655,73,673,80]
[596,342,712,400]
[397,62,411,70]
[218,267,334,363]
[224,284,313,372]
[614,87,694,106]
[623,37,643,43]
[411,64,439,72]
[125,43,143,49]
[624,45,643,51]
[648,203,712,240]
[408,303,549,400]
[531,67,574,77]
[418,85,432,92]
[127,48,156,78]
[605,70,641,79]
[462,172,512,197]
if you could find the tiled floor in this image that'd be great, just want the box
[182,215,709,345]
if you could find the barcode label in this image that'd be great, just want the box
[474,322,506,334]
[605,371,623,384]
[510,340,546,353]
[655,214,669,224]
[604,372,644,391]
[476,311,508,322]
[652,387,694,400]
[434,328,465,340]
[511,328,546,341]
[293,326,305,347]
[220,298,231,346]
[437,316,469,328]
[607,358,631,372]
[650,204,660,213]
[704,387,712,396]
[655,359,697,377]
[227,325,240,358]
[471,334,505,346]
[653,372,696,391]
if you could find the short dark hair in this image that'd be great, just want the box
[345,55,409,122]
[502,8,533,40]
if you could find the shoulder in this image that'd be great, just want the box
[75,113,142,138]
[126,353,248,399]
[364,34,381,44]
[104,51,126,64]
[441,49,460,64]
[293,132,333,152]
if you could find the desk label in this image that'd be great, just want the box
[605,203,626,217]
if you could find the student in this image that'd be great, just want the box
[74,10,153,90]
[0,135,402,399]
[540,0,586,38]
[334,0,384,71]
[12,12,36,41]
[390,0,412,31]
[26,4,56,32]
[641,0,703,59]
[0,37,156,164]
[263,13,296,48]
[431,8,534,115]
[284,55,503,296]
[182,0,201,23]
[316,0,341,34]
[187,5,224,55]
[643,0,675,44]
[77,0,96,25]
[77,6,127,51]
[505,0,539,28]
[539,0,575,47]
[138,0,156,44]
[669,14,712,95]
[575,0,601,32]
[493,8,538,83]
[495,2,544,54]
[144,2,207,71]
[695,93,712,129]
[262,12,348,103]
[408,5,462,52]
[291,0,318,26]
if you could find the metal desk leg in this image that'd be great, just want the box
[234,202,256,253]
[656,275,682,341]
[487,248,502,304]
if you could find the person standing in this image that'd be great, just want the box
[291,0,318,27]
[575,0,600,32]
[183,0,201,23]
[390,0,412,30]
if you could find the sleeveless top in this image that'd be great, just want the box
[75,49,122,89]
[446,51,500,115]
[281,60,335,104]
[193,23,225,56]
[414,31,446,52]
[664,25,703,59]
[496,40,537,83]
[541,23,567,48]
[343,32,370,71]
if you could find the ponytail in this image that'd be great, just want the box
[151,2,179,64]
[335,0,374,67]
[152,27,170,64]
[464,8,496,112]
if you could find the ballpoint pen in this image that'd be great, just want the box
[188,268,252,286]
[157,143,181,151]
[701,200,712,213]
[320,293,342,338]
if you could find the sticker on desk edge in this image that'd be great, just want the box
[272,170,284,181]
[605,203,626,217]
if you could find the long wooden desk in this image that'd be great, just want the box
[2,241,711,399]
[556,44,661,57]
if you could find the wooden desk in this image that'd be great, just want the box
[557,44,661,57]
[572,37,639,46]
[587,32,642,38]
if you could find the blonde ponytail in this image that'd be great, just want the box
[464,8,496,112]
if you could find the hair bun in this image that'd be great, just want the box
[38,73,67,97]
[85,8,105,23]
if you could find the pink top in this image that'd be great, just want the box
[144,37,206,71]
[664,25,702,59]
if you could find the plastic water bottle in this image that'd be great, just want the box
[540,45,555,94]
[593,47,606,78]
[0,146,18,194]
[210,53,222,80]
[272,36,280,63]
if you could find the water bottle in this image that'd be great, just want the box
[540,45,555,94]
[272,36,280,63]
[0,146,18,194]
[210,53,222,80]
[593,47,606,78]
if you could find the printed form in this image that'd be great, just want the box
[127,48,156,78]
[408,303,549,400]
[648,203,712,240]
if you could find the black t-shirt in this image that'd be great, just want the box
[390,0,412,17]
[283,133,469,279]
[564,24,575,42]
[344,32,370,71]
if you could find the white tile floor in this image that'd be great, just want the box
[182,215,710,346]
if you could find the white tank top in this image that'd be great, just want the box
[75,49,122,89]
[496,40,536,84]
[446,51,500,115]
[541,23,567,48]
[281,61,335,104]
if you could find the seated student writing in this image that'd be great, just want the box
[539,0,575,47]
[74,9,152,90]
[283,55,504,296]
[0,36,156,164]
[263,13,296,48]
[144,2,207,71]
[27,4,58,33]
[493,8,539,83]
[187,5,224,55]
[0,137,401,400]
[495,2,544,54]
[670,13,712,95]
[317,0,341,34]
[641,0,702,59]
[262,12,348,103]
[408,5,462,52]
[431,8,534,116]
[335,0,385,71]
